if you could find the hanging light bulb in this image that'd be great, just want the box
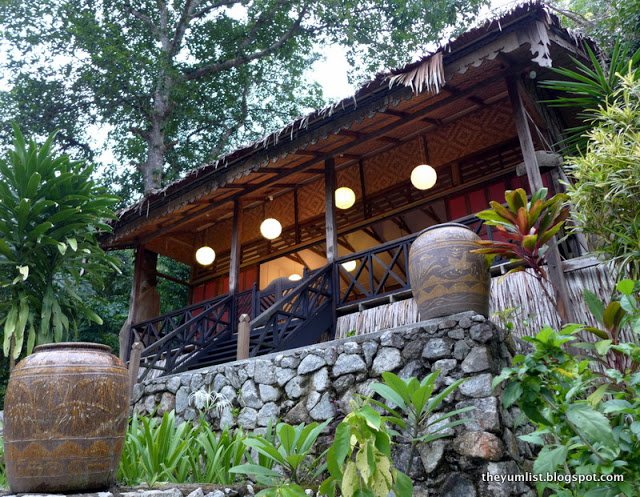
[410,164,437,190]
[195,246,216,266]
[260,217,282,240]
[288,273,302,282]
[341,260,357,272]
[335,187,356,210]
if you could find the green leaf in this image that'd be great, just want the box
[533,445,567,475]
[583,290,605,323]
[566,403,615,447]
[502,382,523,408]
[616,279,635,295]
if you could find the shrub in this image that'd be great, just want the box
[564,70,640,279]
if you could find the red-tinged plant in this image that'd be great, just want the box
[472,188,570,303]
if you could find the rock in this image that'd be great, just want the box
[258,403,280,426]
[401,338,424,360]
[240,380,263,409]
[342,341,360,354]
[191,373,205,390]
[461,347,491,373]
[392,444,424,479]
[219,407,234,429]
[285,376,307,398]
[438,319,458,330]
[220,384,237,404]
[362,341,378,367]
[186,488,205,497]
[259,383,281,403]
[418,440,446,474]
[183,407,197,421]
[422,338,452,359]
[285,401,309,424]
[280,355,301,369]
[433,358,457,375]
[122,489,182,497]
[413,484,430,497]
[453,431,503,461]
[309,392,336,420]
[254,360,276,385]
[372,347,402,375]
[275,367,296,386]
[459,374,493,398]
[380,330,404,348]
[237,407,258,429]
[333,374,356,393]
[166,376,182,394]
[158,392,175,414]
[481,461,530,497]
[332,354,367,376]
[132,383,144,404]
[175,386,190,414]
[306,391,321,411]
[398,360,424,379]
[441,473,477,497]
[502,428,521,461]
[453,341,471,360]
[427,413,455,436]
[213,373,229,392]
[472,314,486,322]
[311,367,330,392]
[456,396,500,432]
[470,323,494,343]
[298,354,326,375]
[448,328,465,339]
[205,492,226,497]
[459,316,474,329]
[323,346,338,365]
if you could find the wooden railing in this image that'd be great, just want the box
[249,265,335,357]
[134,295,233,380]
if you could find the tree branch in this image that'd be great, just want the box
[191,0,244,19]
[184,4,307,81]
[208,81,250,159]
[125,5,161,40]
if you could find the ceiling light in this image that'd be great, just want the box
[410,164,437,190]
[341,260,357,272]
[289,274,302,282]
[260,218,282,240]
[335,187,356,210]
[195,246,216,266]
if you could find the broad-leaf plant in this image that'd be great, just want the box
[0,127,118,364]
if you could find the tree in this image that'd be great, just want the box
[546,0,640,53]
[0,127,119,365]
[0,0,488,196]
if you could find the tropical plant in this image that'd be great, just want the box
[230,420,330,496]
[563,70,640,280]
[368,371,473,475]
[319,405,412,497]
[493,285,640,496]
[188,422,248,484]
[0,127,119,364]
[472,187,570,302]
[539,42,640,154]
[118,411,195,486]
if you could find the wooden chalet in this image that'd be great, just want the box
[103,3,592,379]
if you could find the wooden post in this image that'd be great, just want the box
[119,247,160,360]
[229,199,243,295]
[325,158,338,263]
[128,341,143,398]
[506,74,573,323]
[237,314,250,360]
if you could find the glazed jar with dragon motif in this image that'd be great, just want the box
[4,342,130,493]
[408,223,490,320]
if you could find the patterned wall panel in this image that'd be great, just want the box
[362,138,423,195]
[427,101,515,166]
[336,163,362,198]
[298,177,325,222]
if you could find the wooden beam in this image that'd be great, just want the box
[155,271,190,287]
[325,158,338,263]
[228,199,242,295]
[383,109,411,118]
[506,74,573,323]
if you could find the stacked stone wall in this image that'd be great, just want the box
[133,312,534,497]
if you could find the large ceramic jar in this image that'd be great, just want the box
[4,343,130,493]
[408,223,490,320]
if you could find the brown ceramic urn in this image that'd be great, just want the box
[4,342,130,493]
[408,223,490,320]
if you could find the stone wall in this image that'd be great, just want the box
[134,312,534,497]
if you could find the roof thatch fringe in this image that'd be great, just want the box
[388,52,445,95]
